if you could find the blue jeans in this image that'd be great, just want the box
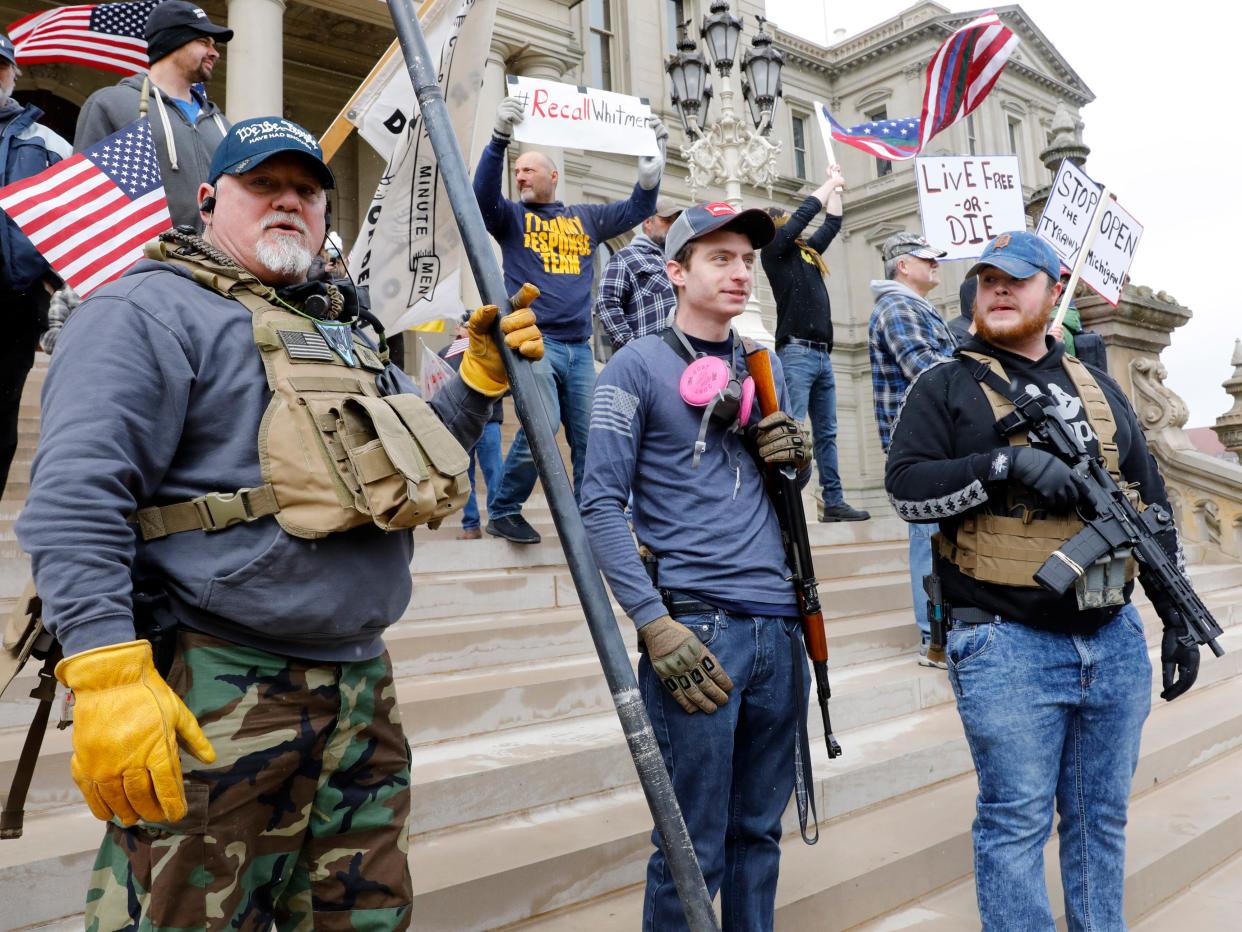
[777,344,842,506]
[947,604,1152,931]
[909,521,934,642]
[639,612,809,931]
[461,421,503,530]
[490,337,594,517]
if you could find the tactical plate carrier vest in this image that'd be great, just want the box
[934,350,1139,590]
[135,237,470,541]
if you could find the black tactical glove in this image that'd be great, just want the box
[1157,605,1199,701]
[1000,446,1080,510]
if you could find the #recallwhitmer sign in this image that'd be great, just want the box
[915,155,1026,261]
[506,74,658,157]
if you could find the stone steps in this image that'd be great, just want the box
[505,624,1242,931]
[1130,850,1242,931]
[9,588,1242,931]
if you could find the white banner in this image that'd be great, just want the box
[914,155,1026,261]
[345,0,480,162]
[1036,160,1143,305]
[349,0,498,331]
[506,75,658,156]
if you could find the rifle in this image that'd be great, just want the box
[745,346,843,760]
[980,372,1224,658]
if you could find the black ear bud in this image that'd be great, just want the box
[199,195,216,214]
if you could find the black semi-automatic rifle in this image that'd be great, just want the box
[975,366,1224,658]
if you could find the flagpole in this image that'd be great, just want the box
[384,1,721,929]
[1052,185,1110,330]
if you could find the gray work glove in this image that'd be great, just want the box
[637,117,669,191]
[640,615,733,714]
[493,96,525,140]
[1000,446,1080,511]
[754,412,811,468]
[1157,605,1199,702]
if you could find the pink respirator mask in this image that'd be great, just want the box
[669,327,754,468]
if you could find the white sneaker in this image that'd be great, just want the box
[918,643,947,670]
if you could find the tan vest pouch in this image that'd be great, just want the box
[145,245,472,539]
[944,351,1137,587]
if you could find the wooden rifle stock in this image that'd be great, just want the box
[745,346,842,759]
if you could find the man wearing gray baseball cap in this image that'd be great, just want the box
[868,230,955,666]
[75,1,233,230]
[595,195,682,351]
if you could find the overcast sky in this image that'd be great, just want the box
[764,0,1241,428]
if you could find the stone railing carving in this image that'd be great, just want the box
[1081,286,1242,563]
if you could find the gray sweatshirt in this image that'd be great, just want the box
[74,76,229,230]
[16,259,492,661]
[580,333,802,629]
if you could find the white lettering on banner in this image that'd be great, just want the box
[507,75,659,157]
[914,155,1026,261]
[349,0,497,331]
[1036,159,1143,306]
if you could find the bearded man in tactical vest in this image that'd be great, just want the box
[884,231,1200,930]
[16,116,543,930]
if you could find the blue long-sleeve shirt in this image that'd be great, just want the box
[472,136,657,342]
[580,332,804,628]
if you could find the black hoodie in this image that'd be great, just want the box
[884,335,1178,633]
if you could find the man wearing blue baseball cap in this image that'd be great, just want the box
[884,230,1201,929]
[75,1,233,230]
[0,31,72,504]
[17,114,544,929]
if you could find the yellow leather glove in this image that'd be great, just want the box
[640,615,734,714]
[458,297,545,397]
[55,640,216,825]
[754,412,812,468]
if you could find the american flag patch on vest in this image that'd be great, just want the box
[277,329,335,362]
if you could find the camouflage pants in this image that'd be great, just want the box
[84,629,413,931]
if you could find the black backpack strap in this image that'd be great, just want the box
[954,349,1031,438]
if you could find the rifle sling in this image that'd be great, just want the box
[0,647,60,839]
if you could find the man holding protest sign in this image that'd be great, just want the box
[474,94,667,544]
[885,230,1200,930]
[762,164,868,523]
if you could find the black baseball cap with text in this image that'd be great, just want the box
[145,2,232,63]
[664,201,776,261]
[209,117,336,189]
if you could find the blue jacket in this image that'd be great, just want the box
[472,136,656,342]
[16,258,492,660]
[0,101,70,294]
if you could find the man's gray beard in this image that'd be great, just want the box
[256,234,313,279]
[648,232,666,247]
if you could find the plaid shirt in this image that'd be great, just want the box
[594,233,676,350]
[868,280,958,450]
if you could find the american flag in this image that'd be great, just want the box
[821,108,921,161]
[0,118,171,295]
[8,0,158,76]
[820,11,1017,162]
[916,11,1019,151]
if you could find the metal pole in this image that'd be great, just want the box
[385,2,720,928]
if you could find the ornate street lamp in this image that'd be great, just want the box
[665,4,787,341]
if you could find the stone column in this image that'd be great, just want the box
[1026,101,1089,227]
[1213,340,1242,457]
[224,0,285,121]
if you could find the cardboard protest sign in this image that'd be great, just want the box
[506,75,658,157]
[915,155,1025,260]
[1037,160,1144,305]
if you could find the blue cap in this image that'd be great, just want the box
[0,33,16,67]
[966,231,1061,282]
[208,117,335,189]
